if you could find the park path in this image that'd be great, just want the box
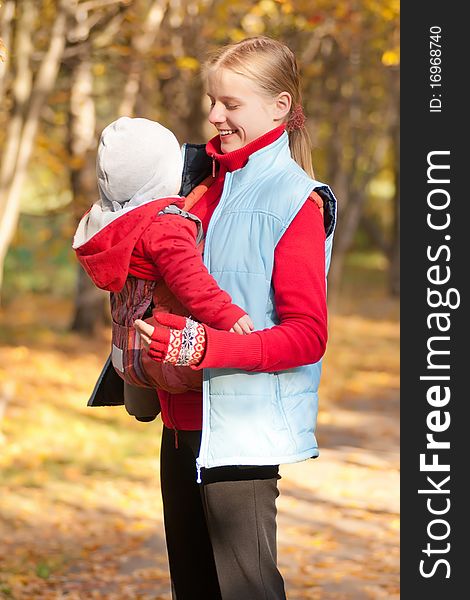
[54,394,399,600]
[276,393,399,599]
[1,295,399,599]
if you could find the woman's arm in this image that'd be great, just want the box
[136,198,327,371]
[196,197,327,371]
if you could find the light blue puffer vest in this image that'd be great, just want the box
[197,132,337,476]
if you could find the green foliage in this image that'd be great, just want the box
[4,212,76,301]
[0,582,13,597]
[35,563,51,579]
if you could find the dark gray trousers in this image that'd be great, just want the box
[160,427,286,600]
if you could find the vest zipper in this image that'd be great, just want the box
[196,462,202,484]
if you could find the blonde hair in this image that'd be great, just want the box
[204,36,314,178]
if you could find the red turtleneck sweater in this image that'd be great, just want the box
[157,125,327,431]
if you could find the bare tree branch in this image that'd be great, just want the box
[78,0,129,11]
[118,0,169,116]
[91,9,126,47]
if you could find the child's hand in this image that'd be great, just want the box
[230,314,254,335]
[134,319,155,350]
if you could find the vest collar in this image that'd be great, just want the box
[229,131,293,188]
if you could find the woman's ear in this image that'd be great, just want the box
[273,92,292,122]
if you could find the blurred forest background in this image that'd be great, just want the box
[0,1,400,599]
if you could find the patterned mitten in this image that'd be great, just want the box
[148,312,206,366]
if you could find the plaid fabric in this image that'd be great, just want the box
[110,277,156,387]
[110,276,156,326]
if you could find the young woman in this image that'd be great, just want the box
[135,35,337,599]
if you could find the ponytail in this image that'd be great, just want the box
[287,128,314,179]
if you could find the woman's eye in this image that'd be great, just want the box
[207,100,238,110]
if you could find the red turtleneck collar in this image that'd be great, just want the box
[206,124,286,174]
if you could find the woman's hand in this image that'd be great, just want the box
[134,313,206,366]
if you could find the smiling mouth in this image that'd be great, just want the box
[219,129,238,137]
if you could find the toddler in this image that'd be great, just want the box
[73,117,252,420]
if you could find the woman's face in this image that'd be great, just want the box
[206,68,283,153]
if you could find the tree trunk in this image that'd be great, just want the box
[67,50,97,217]
[389,206,400,296]
[388,68,400,297]
[0,0,15,103]
[66,45,108,333]
[0,1,67,297]
[327,188,368,302]
[70,267,108,334]
[388,121,400,296]
[0,0,35,295]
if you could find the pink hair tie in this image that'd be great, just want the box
[286,104,306,132]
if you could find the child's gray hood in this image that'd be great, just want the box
[73,117,183,248]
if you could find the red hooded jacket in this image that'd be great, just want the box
[73,196,246,331]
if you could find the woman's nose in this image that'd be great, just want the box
[208,104,226,125]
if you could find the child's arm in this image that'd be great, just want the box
[140,214,251,331]
[230,314,254,335]
[135,198,326,370]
